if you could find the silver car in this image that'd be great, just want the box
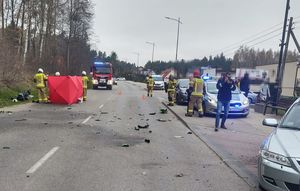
[203,81,250,117]
[259,98,300,191]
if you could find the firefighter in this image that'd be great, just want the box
[147,75,154,97]
[167,75,177,106]
[82,71,89,101]
[186,69,204,117]
[34,68,48,103]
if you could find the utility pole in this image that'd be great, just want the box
[132,52,140,67]
[277,17,294,101]
[291,30,300,54]
[165,16,182,61]
[146,42,155,62]
[276,0,290,82]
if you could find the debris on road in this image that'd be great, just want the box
[142,171,147,176]
[68,122,73,124]
[160,109,168,114]
[67,107,72,110]
[3,146,10,150]
[146,119,149,121]
[157,119,167,122]
[15,119,27,122]
[175,173,184,177]
[138,113,145,116]
[145,139,150,143]
[138,124,149,129]
[174,136,184,139]
[149,130,152,133]
[96,132,101,135]
[187,132,192,134]
[149,112,156,115]
[122,144,129,147]
[101,112,109,114]
[134,127,140,131]
[44,123,48,125]
[95,119,101,122]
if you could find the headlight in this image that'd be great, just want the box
[243,100,249,105]
[261,150,291,167]
[92,79,98,84]
[107,80,113,85]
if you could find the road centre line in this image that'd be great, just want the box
[26,147,60,174]
[82,116,92,124]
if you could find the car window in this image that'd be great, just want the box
[153,76,163,81]
[179,80,189,88]
[281,103,300,130]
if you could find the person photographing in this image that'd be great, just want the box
[215,73,236,132]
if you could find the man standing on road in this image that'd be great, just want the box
[215,73,236,132]
[147,75,154,97]
[186,70,204,117]
[34,68,48,103]
[240,73,250,97]
[167,75,176,106]
[82,71,89,101]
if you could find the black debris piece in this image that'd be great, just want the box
[3,147,10,150]
[138,124,149,129]
[134,127,140,131]
[122,144,129,147]
[187,132,192,134]
[157,119,167,122]
[149,112,156,115]
[138,113,145,116]
[95,119,101,122]
[149,130,152,133]
[67,107,72,110]
[175,173,184,178]
[145,139,150,143]
[15,119,27,122]
[160,109,168,114]
[96,132,101,135]
[101,112,109,114]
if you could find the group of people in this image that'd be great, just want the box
[146,70,239,132]
[33,68,89,103]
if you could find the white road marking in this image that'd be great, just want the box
[99,104,104,109]
[26,147,60,174]
[82,116,92,124]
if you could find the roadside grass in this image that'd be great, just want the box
[0,85,36,108]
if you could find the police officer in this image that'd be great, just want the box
[82,71,89,101]
[186,70,204,117]
[167,75,176,106]
[34,68,48,103]
[147,75,154,97]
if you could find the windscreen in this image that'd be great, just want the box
[153,76,163,81]
[179,80,189,88]
[206,82,240,94]
[281,103,300,130]
[94,66,111,74]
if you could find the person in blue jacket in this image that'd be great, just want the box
[215,73,236,132]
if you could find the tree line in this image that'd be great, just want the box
[0,0,93,86]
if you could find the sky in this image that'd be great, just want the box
[92,0,300,66]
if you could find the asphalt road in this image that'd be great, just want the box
[0,81,251,191]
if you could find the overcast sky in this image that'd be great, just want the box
[92,0,300,66]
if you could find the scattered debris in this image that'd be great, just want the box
[67,107,72,110]
[134,127,140,131]
[117,118,122,120]
[96,132,101,135]
[122,144,129,147]
[146,119,149,121]
[3,146,10,150]
[149,130,152,133]
[15,119,27,122]
[160,109,168,114]
[68,122,73,124]
[26,175,30,178]
[101,112,109,114]
[145,139,150,143]
[187,132,192,134]
[157,119,167,122]
[95,119,101,122]
[138,113,145,116]
[174,136,184,139]
[44,123,48,125]
[149,112,156,115]
[142,171,147,176]
[175,173,184,177]
[138,124,149,129]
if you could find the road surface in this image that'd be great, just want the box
[0,81,251,191]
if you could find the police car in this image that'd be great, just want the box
[202,77,250,117]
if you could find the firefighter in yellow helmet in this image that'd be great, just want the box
[186,69,204,117]
[82,71,89,101]
[34,68,48,103]
[167,75,177,106]
[147,75,154,97]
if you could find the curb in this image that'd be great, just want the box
[162,102,258,191]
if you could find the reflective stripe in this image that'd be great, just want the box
[82,76,89,88]
[168,89,175,92]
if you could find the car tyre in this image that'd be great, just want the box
[107,85,112,90]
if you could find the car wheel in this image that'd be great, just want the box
[93,85,98,90]
[202,103,207,116]
[176,94,181,105]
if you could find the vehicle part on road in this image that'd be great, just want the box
[187,131,192,134]
[149,130,152,133]
[160,109,168,114]
[149,112,156,115]
[3,147,10,149]
[157,119,167,122]
[137,124,149,129]
[134,127,140,131]
[174,136,184,139]
[175,173,184,177]
[15,118,27,122]
[100,112,109,114]
[145,139,150,143]
[122,144,129,147]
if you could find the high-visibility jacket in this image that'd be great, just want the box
[191,78,204,96]
[147,78,154,87]
[34,73,47,88]
[82,76,89,88]
[167,79,177,92]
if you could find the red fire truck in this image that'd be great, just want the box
[91,61,113,90]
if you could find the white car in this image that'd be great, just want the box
[151,75,164,90]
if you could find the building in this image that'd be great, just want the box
[256,62,300,96]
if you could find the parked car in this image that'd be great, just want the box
[203,80,250,117]
[152,75,164,90]
[113,78,117,85]
[247,91,258,104]
[175,79,189,105]
[258,98,300,191]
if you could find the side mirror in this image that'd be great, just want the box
[262,118,278,127]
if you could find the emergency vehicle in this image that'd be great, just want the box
[91,61,113,90]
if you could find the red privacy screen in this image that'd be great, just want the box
[48,76,83,105]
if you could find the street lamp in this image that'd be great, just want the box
[165,16,182,61]
[132,52,140,67]
[146,41,155,63]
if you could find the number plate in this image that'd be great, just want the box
[99,79,106,83]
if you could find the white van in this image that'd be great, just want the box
[151,75,165,90]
